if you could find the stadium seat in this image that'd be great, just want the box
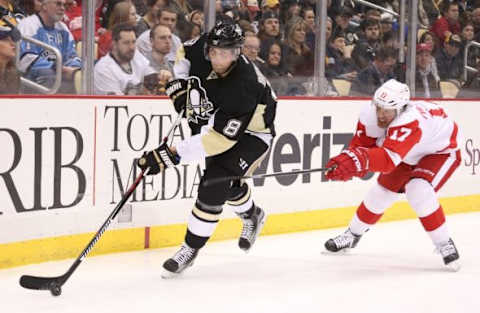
[332,79,352,96]
[439,80,460,98]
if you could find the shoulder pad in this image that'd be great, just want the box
[389,104,419,128]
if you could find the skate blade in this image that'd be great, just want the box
[445,260,461,272]
[321,248,353,255]
[161,269,181,279]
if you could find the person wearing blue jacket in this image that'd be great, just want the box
[17,0,81,92]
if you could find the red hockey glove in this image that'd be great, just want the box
[325,147,369,181]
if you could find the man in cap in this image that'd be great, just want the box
[258,10,280,40]
[434,33,464,81]
[0,17,21,94]
[415,43,440,98]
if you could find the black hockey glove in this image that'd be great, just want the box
[137,143,180,175]
[165,78,188,114]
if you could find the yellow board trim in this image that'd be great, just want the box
[1,194,479,269]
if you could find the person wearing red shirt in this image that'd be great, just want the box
[430,0,460,43]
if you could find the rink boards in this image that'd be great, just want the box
[1,97,479,268]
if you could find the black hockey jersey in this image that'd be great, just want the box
[175,54,277,162]
[174,34,213,135]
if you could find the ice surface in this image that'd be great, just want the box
[2,212,479,313]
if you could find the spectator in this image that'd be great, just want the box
[352,19,381,70]
[364,8,381,23]
[258,38,293,95]
[242,34,265,68]
[0,21,21,94]
[415,42,441,98]
[431,0,460,43]
[460,18,475,42]
[94,23,157,95]
[326,30,357,81]
[472,6,480,36]
[179,20,201,41]
[351,46,397,96]
[144,24,173,94]
[18,0,42,16]
[462,18,480,80]
[188,9,204,31]
[98,1,137,59]
[301,6,315,51]
[434,33,464,82]
[283,16,313,79]
[18,0,82,92]
[148,24,173,73]
[131,0,148,16]
[261,0,280,16]
[135,0,170,37]
[380,13,395,36]
[333,6,358,46]
[280,0,301,26]
[419,30,439,54]
[239,0,259,22]
[419,0,441,28]
[257,10,280,41]
[170,0,192,19]
[136,7,181,64]
[63,0,106,42]
[238,18,255,36]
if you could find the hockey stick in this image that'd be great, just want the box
[202,167,334,187]
[19,110,184,296]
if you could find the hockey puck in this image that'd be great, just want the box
[49,282,62,297]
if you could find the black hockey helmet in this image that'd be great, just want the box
[206,18,244,49]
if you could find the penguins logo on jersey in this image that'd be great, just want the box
[186,76,214,124]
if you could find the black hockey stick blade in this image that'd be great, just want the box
[19,169,146,296]
[203,167,333,187]
[19,274,65,291]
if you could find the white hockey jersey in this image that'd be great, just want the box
[94,50,156,95]
[350,101,461,166]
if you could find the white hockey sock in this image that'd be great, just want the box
[405,178,450,245]
[187,202,222,239]
[349,183,399,235]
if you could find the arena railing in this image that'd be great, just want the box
[17,35,63,94]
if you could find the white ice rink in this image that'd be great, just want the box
[2,212,479,313]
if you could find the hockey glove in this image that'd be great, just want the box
[325,147,369,181]
[165,78,188,114]
[137,143,180,175]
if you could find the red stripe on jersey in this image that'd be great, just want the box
[420,206,446,231]
[366,147,396,173]
[383,120,422,158]
[349,121,377,149]
[357,202,383,225]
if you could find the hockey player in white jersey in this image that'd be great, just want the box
[324,79,462,271]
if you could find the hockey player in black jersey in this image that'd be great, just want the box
[137,19,277,277]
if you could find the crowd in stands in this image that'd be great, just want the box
[1,0,480,98]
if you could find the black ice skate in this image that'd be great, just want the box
[161,243,199,278]
[237,205,266,252]
[436,238,460,271]
[324,228,362,252]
